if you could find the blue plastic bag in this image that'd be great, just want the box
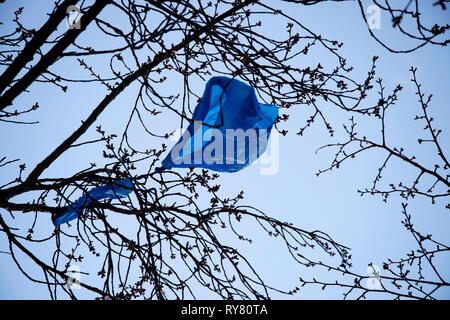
[156,76,278,173]
[53,178,133,226]
[53,77,277,226]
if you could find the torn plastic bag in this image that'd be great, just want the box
[156,76,278,173]
[52,178,133,226]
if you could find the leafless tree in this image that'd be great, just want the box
[305,66,449,299]
[0,0,448,299]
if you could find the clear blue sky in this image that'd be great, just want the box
[0,0,449,299]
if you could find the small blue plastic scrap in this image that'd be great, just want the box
[52,178,133,226]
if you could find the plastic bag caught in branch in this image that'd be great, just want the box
[52,178,133,226]
[156,76,278,173]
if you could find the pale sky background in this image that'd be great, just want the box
[0,0,449,299]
